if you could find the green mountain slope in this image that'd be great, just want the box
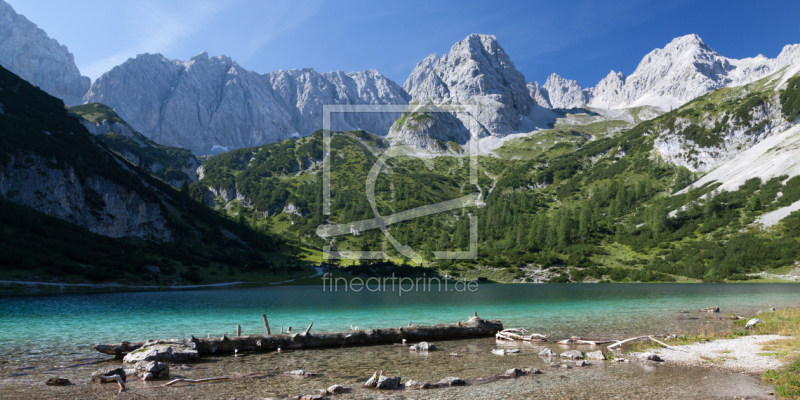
[68,103,200,187]
[194,70,800,283]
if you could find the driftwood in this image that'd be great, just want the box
[495,328,549,342]
[95,316,503,358]
[262,315,271,334]
[607,335,670,349]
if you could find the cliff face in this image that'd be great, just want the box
[0,0,90,105]
[83,52,410,155]
[0,153,172,241]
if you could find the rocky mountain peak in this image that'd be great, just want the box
[0,0,90,105]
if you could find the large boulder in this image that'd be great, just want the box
[377,374,402,390]
[560,350,585,359]
[122,340,198,363]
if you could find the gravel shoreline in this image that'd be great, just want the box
[631,334,790,374]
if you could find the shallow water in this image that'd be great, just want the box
[0,283,796,398]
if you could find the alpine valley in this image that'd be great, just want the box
[2,0,800,289]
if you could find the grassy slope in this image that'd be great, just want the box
[68,103,198,185]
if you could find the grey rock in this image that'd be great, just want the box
[521,367,542,374]
[436,376,466,386]
[45,377,70,386]
[560,350,585,359]
[133,361,169,380]
[586,350,606,360]
[404,380,437,389]
[325,384,350,394]
[0,1,90,105]
[91,367,126,383]
[491,349,505,356]
[538,348,558,357]
[642,352,663,362]
[408,341,436,352]
[83,52,410,155]
[376,373,401,390]
[575,360,588,367]
[745,318,764,329]
[504,368,523,377]
[541,73,589,109]
[506,349,520,354]
[122,340,198,363]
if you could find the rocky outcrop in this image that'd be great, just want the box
[83,52,410,155]
[0,153,172,242]
[527,81,551,108]
[0,0,89,105]
[393,34,535,146]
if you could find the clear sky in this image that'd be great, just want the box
[8,0,800,88]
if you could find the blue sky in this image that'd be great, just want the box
[8,0,800,88]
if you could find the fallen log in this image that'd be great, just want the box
[95,315,503,358]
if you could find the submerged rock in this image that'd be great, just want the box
[325,384,350,394]
[437,377,467,386]
[539,348,558,357]
[492,349,505,356]
[283,369,316,377]
[560,350,585,359]
[576,360,588,367]
[586,350,606,360]
[504,368,523,377]
[91,367,127,384]
[405,380,437,389]
[122,340,198,363]
[408,341,436,351]
[642,352,663,362]
[522,367,542,374]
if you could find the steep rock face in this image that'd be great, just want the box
[526,81,551,108]
[588,34,800,110]
[397,34,535,143]
[541,73,589,109]
[0,0,90,105]
[0,153,172,241]
[83,53,409,155]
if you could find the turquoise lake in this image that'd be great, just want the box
[1,283,798,356]
[1,284,799,399]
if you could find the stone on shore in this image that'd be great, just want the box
[91,367,127,383]
[325,384,350,394]
[437,377,467,386]
[504,368,523,377]
[745,318,764,329]
[538,348,557,357]
[586,350,606,360]
[134,361,169,380]
[409,342,436,352]
[377,373,402,390]
[122,340,198,363]
[45,377,70,386]
[576,360,588,367]
[560,350,585,359]
[405,380,437,389]
[492,349,505,355]
[522,367,542,374]
[642,352,663,361]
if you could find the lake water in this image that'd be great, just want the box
[0,283,797,399]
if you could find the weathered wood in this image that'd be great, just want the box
[95,316,503,357]
[305,321,313,335]
[608,336,649,349]
[263,315,271,335]
[236,325,242,337]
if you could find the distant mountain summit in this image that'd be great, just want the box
[0,0,89,105]
[533,34,800,111]
[390,34,536,148]
[84,52,410,155]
